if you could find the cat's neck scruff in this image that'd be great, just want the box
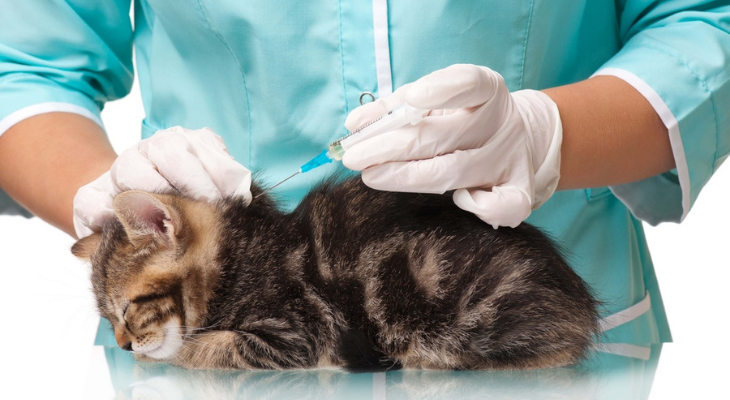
[73,178,599,371]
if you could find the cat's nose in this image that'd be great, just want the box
[115,328,132,350]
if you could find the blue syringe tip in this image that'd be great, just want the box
[300,150,333,173]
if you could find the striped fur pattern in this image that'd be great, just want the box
[72,177,599,371]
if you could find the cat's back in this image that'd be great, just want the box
[295,177,485,235]
[293,177,555,261]
[293,177,599,370]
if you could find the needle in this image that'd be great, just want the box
[255,171,300,198]
[254,104,429,200]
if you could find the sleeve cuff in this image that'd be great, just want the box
[0,102,105,138]
[591,68,690,225]
[0,73,105,138]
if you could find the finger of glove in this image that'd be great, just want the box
[342,113,490,171]
[137,132,223,202]
[182,126,229,153]
[182,129,253,203]
[405,64,504,110]
[344,102,389,133]
[452,186,532,229]
[111,148,176,193]
[73,171,116,238]
[359,148,503,194]
[344,85,410,131]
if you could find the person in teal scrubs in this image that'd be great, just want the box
[1,1,729,353]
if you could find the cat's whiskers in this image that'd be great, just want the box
[177,336,226,354]
[183,332,223,337]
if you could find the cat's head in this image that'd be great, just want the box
[72,191,223,360]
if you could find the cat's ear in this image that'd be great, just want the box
[113,191,182,248]
[71,233,102,259]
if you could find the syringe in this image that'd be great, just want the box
[257,103,429,196]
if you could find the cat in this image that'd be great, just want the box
[72,177,599,371]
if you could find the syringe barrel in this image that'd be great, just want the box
[328,141,346,161]
[328,103,428,160]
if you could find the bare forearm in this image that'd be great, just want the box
[543,75,675,190]
[0,113,117,237]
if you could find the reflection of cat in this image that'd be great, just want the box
[102,344,662,400]
[73,177,598,371]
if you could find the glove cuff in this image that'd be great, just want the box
[511,89,563,209]
[73,170,115,238]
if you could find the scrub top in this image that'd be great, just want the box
[2,0,730,347]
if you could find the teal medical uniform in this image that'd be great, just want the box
[2,1,730,347]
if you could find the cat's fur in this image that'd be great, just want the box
[72,177,599,371]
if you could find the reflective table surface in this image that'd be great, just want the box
[86,344,662,400]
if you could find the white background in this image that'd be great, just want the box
[0,76,728,398]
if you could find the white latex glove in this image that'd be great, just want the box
[343,64,562,228]
[73,126,252,238]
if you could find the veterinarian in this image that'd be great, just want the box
[1,1,728,352]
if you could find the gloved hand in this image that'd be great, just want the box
[73,126,252,238]
[343,64,562,228]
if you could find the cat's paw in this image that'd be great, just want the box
[168,356,211,370]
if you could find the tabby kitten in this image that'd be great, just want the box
[72,177,599,371]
